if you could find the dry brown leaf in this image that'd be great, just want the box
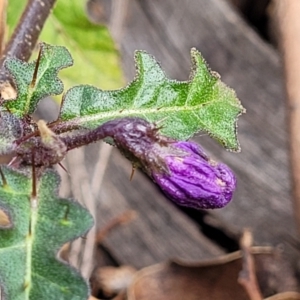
[92,265,137,298]
[127,247,297,300]
[265,292,300,300]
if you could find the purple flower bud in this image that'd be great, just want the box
[59,117,237,209]
[85,117,236,210]
[151,141,236,209]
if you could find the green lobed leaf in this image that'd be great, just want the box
[59,49,245,151]
[4,43,73,118]
[0,167,93,300]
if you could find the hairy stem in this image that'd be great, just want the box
[60,117,156,151]
[0,0,57,83]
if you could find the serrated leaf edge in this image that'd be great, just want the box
[4,43,73,117]
[0,167,93,299]
[59,48,245,151]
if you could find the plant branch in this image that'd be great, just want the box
[238,229,263,300]
[0,0,57,83]
[274,0,300,234]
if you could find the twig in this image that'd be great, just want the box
[273,0,300,234]
[238,229,263,300]
[0,0,57,83]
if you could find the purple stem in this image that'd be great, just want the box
[60,118,128,151]
[61,117,154,151]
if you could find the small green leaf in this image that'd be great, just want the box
[4,43,73,117]
[0,167,93,300]
[60,49,244,151]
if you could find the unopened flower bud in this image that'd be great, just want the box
[151,141,236,209]
[93,117,236,209]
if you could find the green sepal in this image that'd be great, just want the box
[59,48,244,151]
[4,43,73,117]
[0,167,93,300]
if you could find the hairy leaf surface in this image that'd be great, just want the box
[4,43,73,117]
[60,49,244,151]
[0,167,93,300]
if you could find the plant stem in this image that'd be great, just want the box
[0,0,57,83]
[274,0,300,234]
[238,229,263,300]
